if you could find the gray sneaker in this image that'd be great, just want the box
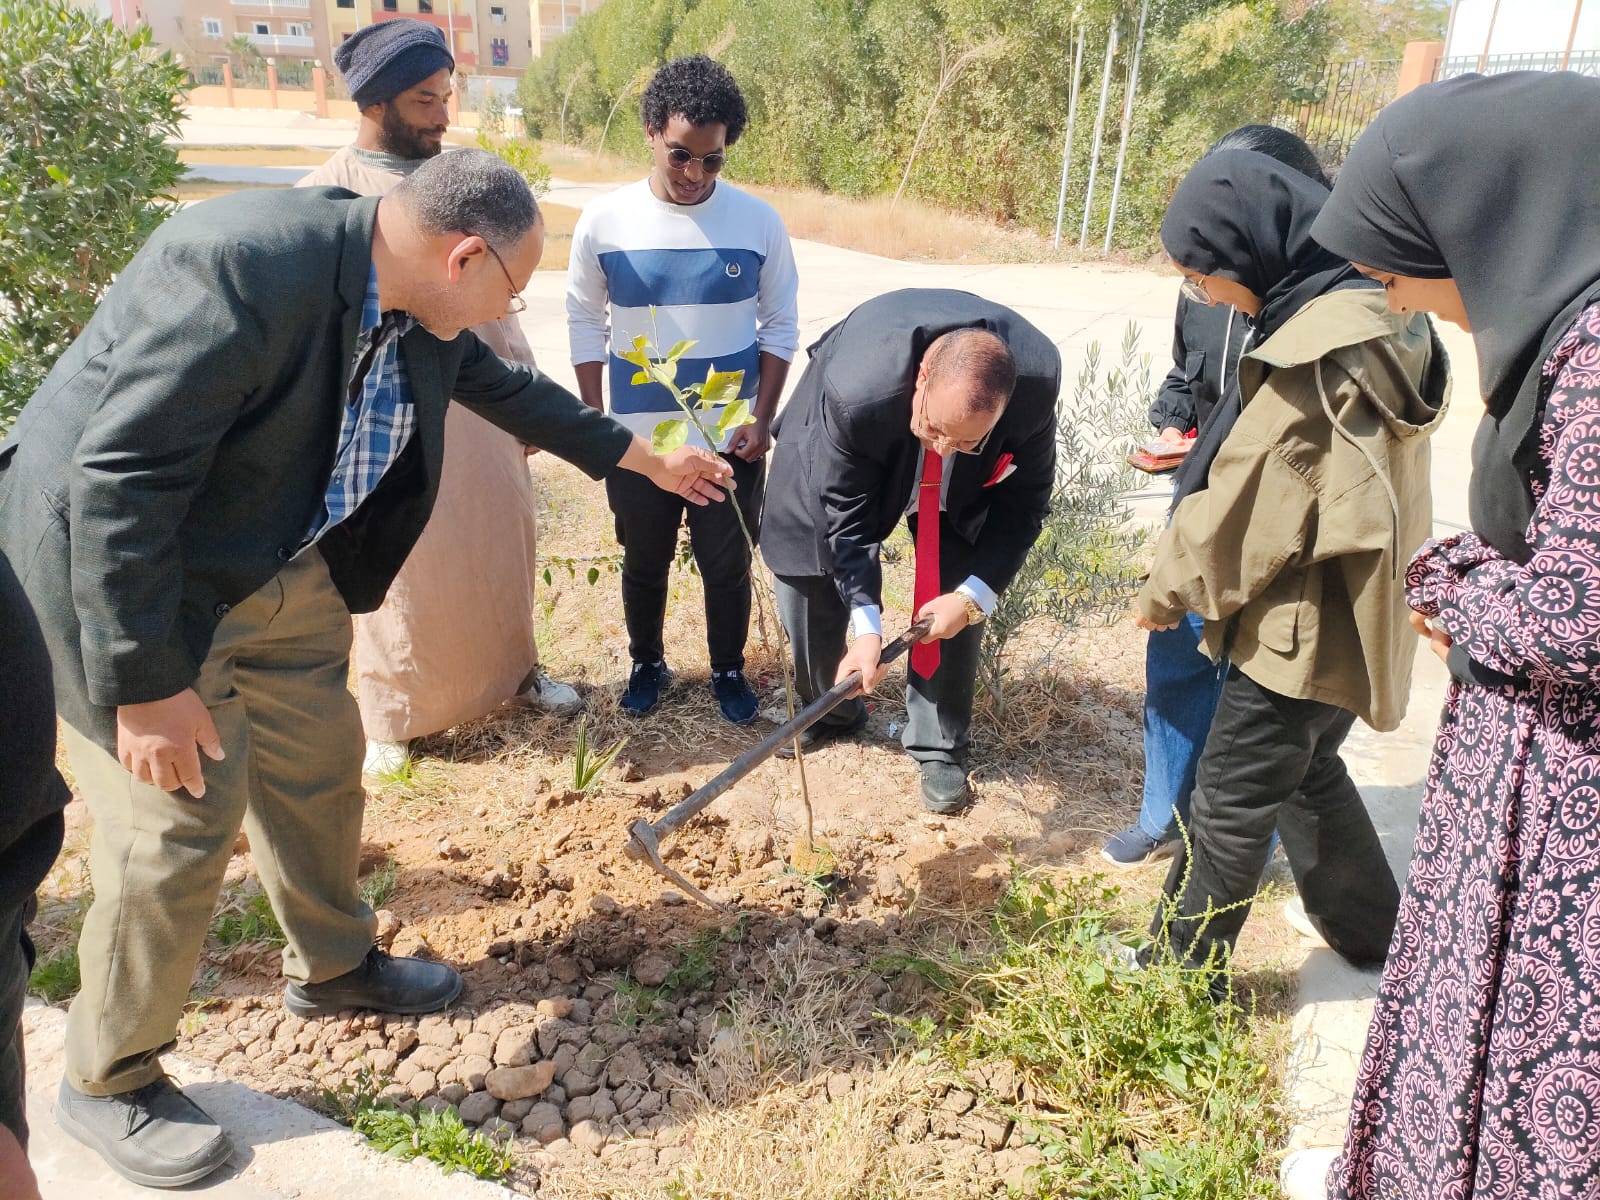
[55,1075,234,1188]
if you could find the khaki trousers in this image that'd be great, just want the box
[62,550,376,1095]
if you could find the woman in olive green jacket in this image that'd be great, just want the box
[1135,150,1450,994]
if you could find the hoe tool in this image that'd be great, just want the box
[624,616,934,907]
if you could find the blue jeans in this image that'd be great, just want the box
[1137,611,1227,841]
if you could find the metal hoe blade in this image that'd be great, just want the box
[623,617,933,906]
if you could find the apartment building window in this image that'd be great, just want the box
[491,5,506,23]
[418,0,433,11]
[382,0,398,11]
[202,17,222,37]
[287,23,309,37]
[336,0,354,7]
[253,21,270,35]
[491,36,508,65]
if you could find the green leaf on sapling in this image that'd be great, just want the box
[700,368,744,407]
[652,419,689,454]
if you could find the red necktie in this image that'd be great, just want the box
[910,449,943,678]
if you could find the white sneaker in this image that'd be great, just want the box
[363,739,410,777]
[1280,1147,1338,1200]
[1283,896,1328,945]
[512,669,582,717]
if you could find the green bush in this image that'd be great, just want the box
[474,129,553,197]
[0,0,187,432]
[979,327,1150,708]
[516,0,1352,248]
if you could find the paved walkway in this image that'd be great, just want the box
[24,1005,512,1199]
[24,106,1482,1197]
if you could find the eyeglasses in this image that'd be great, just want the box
[936,429,992,456]
[471,235,527,315]
[916,388,995,456]
[664,146,726,175]
[1178,275,1213,306]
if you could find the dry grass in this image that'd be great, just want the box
[539,937,979,1200]
[536,202,580,273]
[177,146,335,166]
[169,138,1095,265]
[173,179,282,202]
[539,141,645,185]
[535,140,1094,264]
[744,185,1081,265]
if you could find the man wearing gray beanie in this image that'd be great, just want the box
[334,17,455,160]
[304,19,587,773]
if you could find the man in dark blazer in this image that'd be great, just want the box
[763,289,1060,814]
[0,149,728,1187]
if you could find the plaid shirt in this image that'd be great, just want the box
[302,267,418,549]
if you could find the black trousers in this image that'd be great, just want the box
[1151,667,1400,989]
[605,452,765,673]
[772,516,983,767]
[0,897,34,1148]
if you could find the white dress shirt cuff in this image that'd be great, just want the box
[848,604,883,640]
[955,576,998,616]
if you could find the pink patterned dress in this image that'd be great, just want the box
[1332,301,1600,1198]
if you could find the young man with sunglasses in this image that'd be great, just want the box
[567,55,799,723]
[761,289,1060,813]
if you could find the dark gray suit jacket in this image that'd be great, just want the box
[0,186,634,750]
[762,289,1060,612]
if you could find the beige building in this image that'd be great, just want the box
[150,1,336,70]
[98,0,607,102]
[317,1,591,78]
[531,0,602,58]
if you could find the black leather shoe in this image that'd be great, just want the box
[919,761,973,814]
[776,710,867,758]
[55,1076,234,1189]
[283,945,462,1017]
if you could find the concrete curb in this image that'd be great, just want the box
[26,1004,515,1200]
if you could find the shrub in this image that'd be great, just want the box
[0,0,188,431]
[515,0,1342,250]
[474,129,553,198]
[979,326,1151,708]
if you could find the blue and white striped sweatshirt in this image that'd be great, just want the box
[566,178,799,447]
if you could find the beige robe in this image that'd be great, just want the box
[298,146,542,741]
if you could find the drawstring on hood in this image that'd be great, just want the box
[1315,360,1402,576]
[1248,293,1450,578]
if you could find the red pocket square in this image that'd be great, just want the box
[984,452,1015,487]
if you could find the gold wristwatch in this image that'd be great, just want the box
[959,593,986,626]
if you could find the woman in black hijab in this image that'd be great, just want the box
[1132,150,1449,992]
[1104,126,1332,870]
[1309,71,1600,1200]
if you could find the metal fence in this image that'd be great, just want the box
[1275,58,1401,167]
[186,61,334,94]
[1436,49,1600,80]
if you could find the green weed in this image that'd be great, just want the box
[360,857,400,910]
[370,752,421,790]
[612,918,751,1027]
[570,716,626,794]
[929,869,1290,1199]
[210,887,286,949]
[323,1069,513,1181]
[28,944,80,1004]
